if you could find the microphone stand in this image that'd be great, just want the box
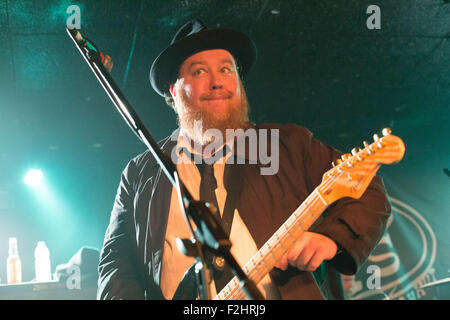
[66,28,264,300]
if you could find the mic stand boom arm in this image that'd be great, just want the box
[66,27,264,300]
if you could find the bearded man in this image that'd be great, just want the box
[97,19,390,300]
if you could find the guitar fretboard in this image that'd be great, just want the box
[214,188,328,300]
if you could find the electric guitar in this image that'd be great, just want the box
[173,128,405,300]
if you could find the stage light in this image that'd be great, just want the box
[24,169,44,187]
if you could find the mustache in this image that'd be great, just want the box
[177,92,250,145]
[200,91,233,100]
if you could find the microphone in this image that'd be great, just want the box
[68,28,114,72]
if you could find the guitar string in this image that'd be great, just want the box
[219,146,389,299]
[221,191,326,300]
[217,188,330,300]
[218,188,330,299]
[217,169,346,300]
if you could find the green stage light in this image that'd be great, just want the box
[24,169,44,187]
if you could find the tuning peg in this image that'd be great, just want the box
[363,141,374,154]
[382,128,392,136]
[332,159,343,167]
[373,134,380,141]
[351,147,361,156]
[341,153,351,161]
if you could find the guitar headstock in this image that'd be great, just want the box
[319,128,405,204]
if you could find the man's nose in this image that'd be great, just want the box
[210,72,223,90]
[211,83,223,90]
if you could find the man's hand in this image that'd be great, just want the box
[274,232,338,272]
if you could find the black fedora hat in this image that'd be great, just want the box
[150,19,257,97]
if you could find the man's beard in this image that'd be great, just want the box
[175,86,251,146]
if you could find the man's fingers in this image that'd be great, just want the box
[275,233,310,271]
[304,251,324,272]
[275,253,289,270]
[286,233,308,263]
[274,232,336,272]
[293,246,314,271]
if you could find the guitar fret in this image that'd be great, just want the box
[265,242,277,261]
[293,211,305,230]
[230,287,238,300]
[284,223,295,243]
[230,277,243,300]
[251,258,262,280]
[243,265,249,275]
[315,189,328,205]
[228,281,237,299]
[305,202,316,219]
[274,233,287,253]
[258,251,270,271]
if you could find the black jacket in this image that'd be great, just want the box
[97,123,391,299]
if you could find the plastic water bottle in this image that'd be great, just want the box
[34,241,52,282]
[7,237,22,284]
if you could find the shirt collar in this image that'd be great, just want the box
[176,128,234,160]
[173,125,259,163]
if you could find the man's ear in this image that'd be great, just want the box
[169,83,176,98]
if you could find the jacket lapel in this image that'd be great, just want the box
[145,133,179,298]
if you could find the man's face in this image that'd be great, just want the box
[169,49,250,145]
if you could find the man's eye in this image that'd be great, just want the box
[221,67,233,73]
[193,69,206,76]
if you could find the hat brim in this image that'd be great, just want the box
[150,28,257,97]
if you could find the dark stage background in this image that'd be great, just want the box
[0,0,449,299]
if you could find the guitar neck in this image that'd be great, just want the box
[213,130,405,300]
[214,187,328,300]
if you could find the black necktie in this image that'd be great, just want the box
[197,161,236,293]
[198,163,220,220]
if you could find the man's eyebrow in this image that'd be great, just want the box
[220,59,234,65]
[188,59,234,69]
[188,61,206,68]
